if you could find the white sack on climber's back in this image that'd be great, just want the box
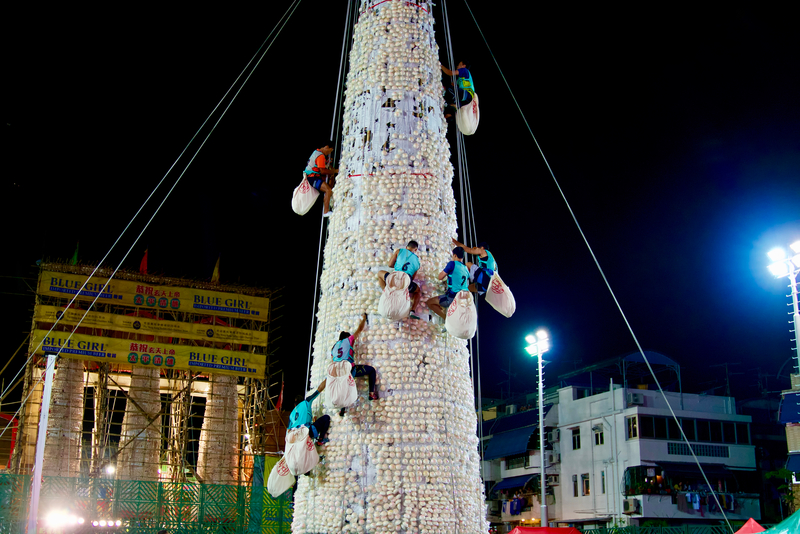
[378,271,411,321]
[285,426,319,476]
[326,361,357,408]
[267,456,296,498]
[456,94,480,136]
[445,290,477,339]
[292,174,320,215]
[484,272,516,318]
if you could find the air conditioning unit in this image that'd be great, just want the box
[622,498,639,514]
[547,453,561,464]
[627,393,644,406]
[592,423,604,432]
[546,474,560,486]
[505,404,518,415]
[546,429,560,443]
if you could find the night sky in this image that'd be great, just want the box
[3,3,799,407]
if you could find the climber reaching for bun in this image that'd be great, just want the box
[303,141,339,217]
[378,240,422,318]
[426,247,470,320]
[441,60,474,117]
[452,238,496,295]
[332,313,378,414]
[288,379,330,445]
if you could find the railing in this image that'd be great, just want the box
[0,473,292,534]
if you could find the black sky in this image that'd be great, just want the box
[3,2,799,405]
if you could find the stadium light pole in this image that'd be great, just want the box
[767,241,800,373]
[525,330,550,527]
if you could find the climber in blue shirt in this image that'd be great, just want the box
[288,379,330,444]
[442,60,474,118]
[427,247,470,320]
[377,240,422,318]
[453,238,496,294]
[332,313,377,416]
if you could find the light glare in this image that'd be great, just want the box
[769,262,790,277]
[768,247,787,261]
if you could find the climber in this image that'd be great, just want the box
[304,141,339,217]
[441,61,474,108]
[288,379,330,445]
[453,238,496,294]
[377,240,422,318]
[332,313,378,413]
[426,246,470,320]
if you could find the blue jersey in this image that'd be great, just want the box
[478,250,497,273]
[288,390,320,429]
[332,336,355,364]
[457,68,475,99]
[395,249,420,278]
[443,261,470,293]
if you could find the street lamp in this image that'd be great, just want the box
[525,330,550,527]
[767,241,800,372]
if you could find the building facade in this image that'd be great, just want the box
[555,385,760,528]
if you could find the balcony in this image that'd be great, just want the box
[626,492,760,521]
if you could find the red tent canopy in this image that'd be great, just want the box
[509,528,581,534]
[734,518,765,534]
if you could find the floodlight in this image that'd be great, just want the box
[791,241,800,253]
[768,247,787,261]
[538,339,550,353]
[525,334,536,344]
[105,464,115,474]
[792,254,800,269]
[769,262,790,277]
[525,345,537,356]
[99,520,107,527]
[536,330,548,341]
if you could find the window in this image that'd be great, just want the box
[506,453,529,470]
[723,422,736,443]
[595,430,604,446]
[601,471,606,494]
[668,442,729,458]
[736,423,750,444]
[573,474,578,497]
[627,416,638,439]
[681,419,696,441]
[654,417,668,439]
[639,415,655,438]
[572,428,581,450]
[696,420,710,442]
[709,421,723,442]
[581,474,590,496]
[667,417,681,440]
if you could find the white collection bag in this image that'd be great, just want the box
[284,426,319,476]
[267,456,296,498]
[327,361,357,408]
[378,271,411,321]
[456,93,480,136]
[291,174,320,215]
[484,273,516,318]
[445,290,478,339]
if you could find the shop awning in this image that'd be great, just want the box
[787,453,800,473]
[483,426,536,460]
[779,392,800,424]
[490,474,537,493]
